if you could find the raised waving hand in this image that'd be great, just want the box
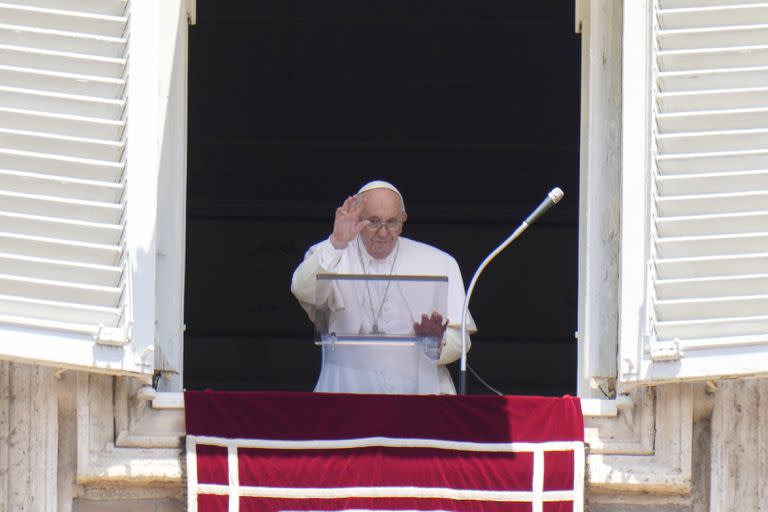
[330,195,370,249]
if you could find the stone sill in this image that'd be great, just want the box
[152,392,626,418]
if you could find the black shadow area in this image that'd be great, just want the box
[185,0,581,395]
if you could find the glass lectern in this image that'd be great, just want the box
[314,273,448,395]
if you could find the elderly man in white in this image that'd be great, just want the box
[291,180,476,394]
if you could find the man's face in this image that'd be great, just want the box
[359,188,407,259]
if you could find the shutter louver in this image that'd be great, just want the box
[0,0,130,342]
[651,1,768,351]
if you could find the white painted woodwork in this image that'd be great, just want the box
[617,0,653,387]
[653,1,768,349]
[577,0,622,396]
[152,0,189,392]
[0,1,127,334]
[620,0,768,386]
[0,0,166,378]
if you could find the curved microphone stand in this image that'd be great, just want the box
[459,187,564,395]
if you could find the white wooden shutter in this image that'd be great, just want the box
[0,0,155,377]
[621,0,768,385]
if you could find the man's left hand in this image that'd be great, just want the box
[414,312,449,338]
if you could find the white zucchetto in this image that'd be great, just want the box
[357,180,405,211]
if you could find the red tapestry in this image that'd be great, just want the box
[185,391,584,512]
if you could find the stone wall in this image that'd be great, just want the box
[0,362,183,512]
[2,359,768,511]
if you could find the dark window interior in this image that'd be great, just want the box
[184,1,581,395]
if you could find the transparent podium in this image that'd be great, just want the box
[314,273,448,395]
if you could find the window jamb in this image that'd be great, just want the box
[617,0,654,392]
[576,0,623,398]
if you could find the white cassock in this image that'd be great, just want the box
[291,236,477,395]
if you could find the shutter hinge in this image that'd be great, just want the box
[94,325,129,346]
[650,340,681,362]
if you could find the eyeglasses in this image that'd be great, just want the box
[365,217,403,232]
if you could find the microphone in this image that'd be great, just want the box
[525,187,565,225]
[459,187,565,395]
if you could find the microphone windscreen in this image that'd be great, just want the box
[549,187,565,203]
